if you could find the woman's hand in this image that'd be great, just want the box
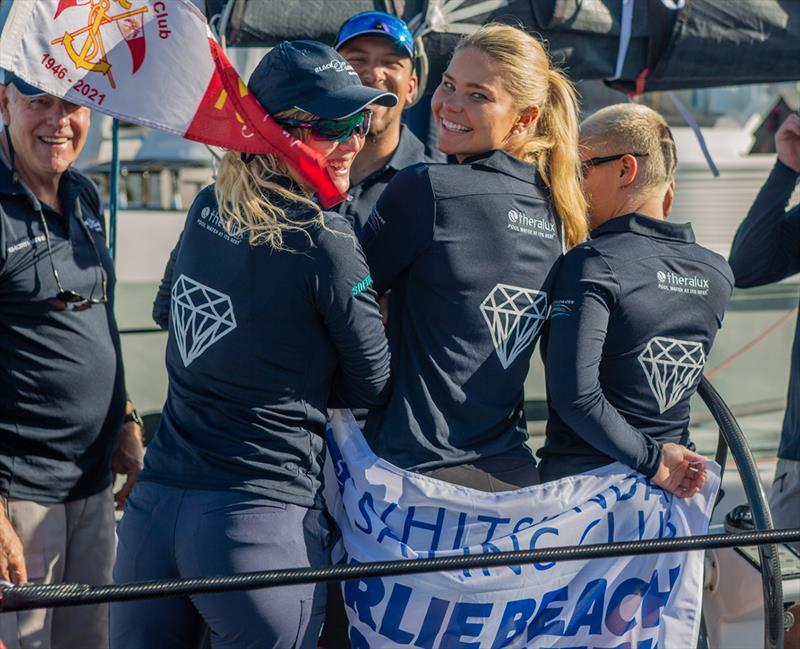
[652,443,708,498]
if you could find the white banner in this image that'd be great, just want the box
[324,410,719,649]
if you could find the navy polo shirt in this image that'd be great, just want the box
[140,185,391,508]
[336,126,429,239]
[362,150,563,471]
[539,214,734,481]
[0,160,126,502]
[729,160,800,461]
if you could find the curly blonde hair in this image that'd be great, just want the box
[214,109,324,249]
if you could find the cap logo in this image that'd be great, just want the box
[314,59,358,76]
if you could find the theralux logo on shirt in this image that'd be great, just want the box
[507,209,555,240]
[656,270,710,295]
[197,205,242,245]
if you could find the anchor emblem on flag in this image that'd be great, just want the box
[50,0,149,88]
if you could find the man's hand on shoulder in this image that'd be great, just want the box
[0,507,27,583]
[112,403,145,511]
[776,113,800,173]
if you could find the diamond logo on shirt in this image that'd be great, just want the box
[170,275,237,367]
[480,284,548,369]
[638,336,706,414]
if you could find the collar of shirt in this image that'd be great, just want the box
[591,212,696,243]
[460,149,545,187]
[388,126,427,172]
[0,159,88,241]
[352,126,426,191]
[0,157,26,196]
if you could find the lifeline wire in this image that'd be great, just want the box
[1,528,799,612]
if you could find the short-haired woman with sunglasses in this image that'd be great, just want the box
[111,41,395,649]
[360,23,588,490]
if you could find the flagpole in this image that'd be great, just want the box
[109,117,120,260]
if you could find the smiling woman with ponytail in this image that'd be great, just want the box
[462,22,587,247]
[359,22,586,490]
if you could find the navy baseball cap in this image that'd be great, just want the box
[335,11,414,59]
[0,69,46,97]
[248,41,398,120]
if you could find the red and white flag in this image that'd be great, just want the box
[0,0,346,208]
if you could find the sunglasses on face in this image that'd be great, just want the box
[277,111,372,144]
[581,152,649,175]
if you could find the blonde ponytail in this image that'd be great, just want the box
[535,68,588,247]
[456,23,588,247]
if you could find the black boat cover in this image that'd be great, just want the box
[203,0,800,94]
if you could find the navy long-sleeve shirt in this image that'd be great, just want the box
[539,214,733,481]
[152,129,431,330]
[141,185,391,508]
[729,160,800,461]
[362,150,563,470]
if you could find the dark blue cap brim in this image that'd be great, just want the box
[296,85,397,119]
[0,71,47,97]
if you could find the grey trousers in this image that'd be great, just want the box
[769,457,800,549]
[0,487,115,649]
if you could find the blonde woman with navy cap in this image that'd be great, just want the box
[361,23,587,490]
[111,41,396,649]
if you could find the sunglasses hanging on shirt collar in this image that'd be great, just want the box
[39,207,108,311]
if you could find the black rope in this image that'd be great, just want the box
[2,528,799,612]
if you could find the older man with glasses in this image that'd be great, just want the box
[0,71,143,649]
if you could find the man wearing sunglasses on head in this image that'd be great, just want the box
[0,72,143,649]
[333,11,437,239]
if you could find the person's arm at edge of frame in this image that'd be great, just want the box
[545,247,706,497]
[729,113,800,288]
[0,124,25,583]
[0,500,26,584]
[86,171,145,510]
[112,399,145,511]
